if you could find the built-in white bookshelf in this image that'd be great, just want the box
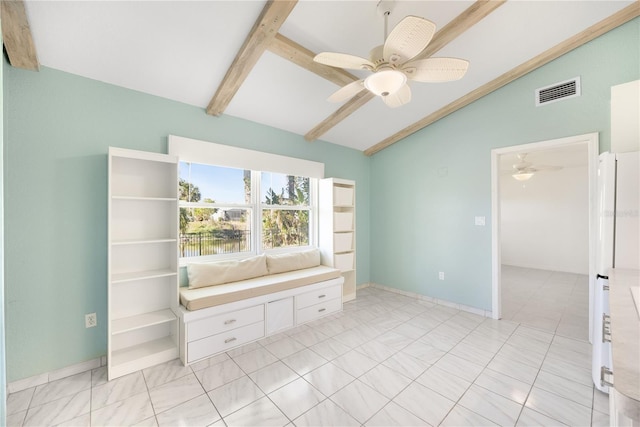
[108,147,179,380]
[319,178,356,302]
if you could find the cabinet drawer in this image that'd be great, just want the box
[187,321,264,363]
[188,305,264,342]
[296,284,342,310]
[297,298,342,325]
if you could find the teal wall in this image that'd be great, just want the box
[3,63,370,382]
[370,18,639,310]
[3,16,638,383]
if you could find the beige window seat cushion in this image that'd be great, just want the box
[180,265,341,311]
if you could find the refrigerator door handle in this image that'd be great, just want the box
[602,313,612,343]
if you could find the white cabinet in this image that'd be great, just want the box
[266,297,294,335]
[108,147,179,380]
[319,178,356,301]
[295,283,343,324]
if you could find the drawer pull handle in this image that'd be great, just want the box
[600,366,614,387]
[318,294,326,299]
[225,337,237,344]
[224,319,237,325]
[318,308,326,313]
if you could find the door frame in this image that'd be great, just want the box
[490,133,599,341]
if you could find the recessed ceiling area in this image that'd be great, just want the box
[18,0,639,154]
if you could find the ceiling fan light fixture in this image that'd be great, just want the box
[512,172,534,181]
[364,69,406,97]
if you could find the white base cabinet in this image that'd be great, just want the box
[180,278,343,364]
[108,147,179,380]
[319,178,356,301]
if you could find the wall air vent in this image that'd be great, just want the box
[535,77,581,106]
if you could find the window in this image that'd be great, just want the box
[261,172,311,250]
[179,163,315,261]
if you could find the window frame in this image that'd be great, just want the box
[178,165,317,264]
[258,171,317,254]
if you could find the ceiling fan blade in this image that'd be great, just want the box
[327,80,365,103]
[535,165,563,171]
[313,52,373,70]
[402,57,469,82]
[383,16,436,66]
[382,84,411,108]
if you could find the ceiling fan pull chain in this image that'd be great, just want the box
[384,11,390,42]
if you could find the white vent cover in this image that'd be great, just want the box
[535,77,581,106]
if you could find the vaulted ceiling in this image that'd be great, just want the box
[4,0,639,155]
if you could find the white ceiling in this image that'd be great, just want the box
[25,0,634,152]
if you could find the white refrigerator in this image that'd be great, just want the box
[592,151,640,393]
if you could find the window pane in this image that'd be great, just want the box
[180,162,250,204]
[262,209,309,249]
[180,207,251,257]
[261,172,309,206]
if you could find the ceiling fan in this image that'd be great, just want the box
[510,153,563,181]
[313,0,469,108]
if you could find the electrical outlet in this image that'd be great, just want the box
[85,313,97,328]
[439,272,445,280]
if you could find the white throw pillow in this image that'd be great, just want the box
[187,254,267,289]
[266,249,321,274]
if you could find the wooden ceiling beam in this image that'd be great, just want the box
[415,0,506,60]
[1,0,39,71]
[305,90,375,142]
[364,1,640,156]
[268,33,359,87]
[206,0,298,116]
[304,0,506,142]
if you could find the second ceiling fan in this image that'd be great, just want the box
[313,0,470,108]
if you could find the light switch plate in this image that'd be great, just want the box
[475,216,486,226]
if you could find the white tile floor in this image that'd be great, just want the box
[6,284,609,426]
[501,265,590,341]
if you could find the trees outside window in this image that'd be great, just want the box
[178,163,314,260]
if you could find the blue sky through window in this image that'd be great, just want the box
[179,163,290,204]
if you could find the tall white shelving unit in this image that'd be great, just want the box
[319,178,356,302]
[108,147,179,380]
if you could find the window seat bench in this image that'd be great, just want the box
[178,261,343,365]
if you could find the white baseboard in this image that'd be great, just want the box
[368,282,493,318]
[7,356,106,395]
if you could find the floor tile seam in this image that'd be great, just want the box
[423,316,492,383]
[152,392,213,424]
[19,386,36,417]
[530,375,596,411]
[139,366,165,424]
[25,383,92,422]
[28,378,93,410]
[279,376,331,424]
[540,350,592,375]
[327,385,392,427]
[190,361,231,406]
[360,388,433,427]
[479,320,545,385]
[252,389,299,426]
[279,345,332,376]
[512,329,568,427]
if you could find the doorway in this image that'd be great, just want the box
[491,133,599,343]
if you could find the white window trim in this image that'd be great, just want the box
[168,135,324,178]
[170,135,323,264]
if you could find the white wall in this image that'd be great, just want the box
[500,164,589,274]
